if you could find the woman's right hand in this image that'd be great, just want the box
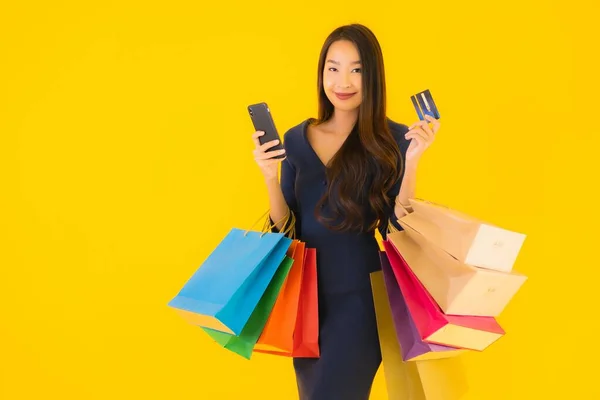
[252,131,286,181]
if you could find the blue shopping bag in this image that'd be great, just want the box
[168,226,293,336]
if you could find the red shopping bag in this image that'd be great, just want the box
[292,248,319,357]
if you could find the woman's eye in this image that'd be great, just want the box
[327,67,360,72]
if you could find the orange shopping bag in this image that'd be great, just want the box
[253,240,305,353]
[254,246,320,358]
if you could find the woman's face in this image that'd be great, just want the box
[323,40,363,112]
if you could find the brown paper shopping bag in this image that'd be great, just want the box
[370,270,469,400]
[405,198,526,273]
[383,239,504,351]
[392,221,528,317]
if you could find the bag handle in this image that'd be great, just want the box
[263,209,296,239]
[387,220,399,235]
[244,209,296,239]
[386,200,414,235]
[410,197,451,210]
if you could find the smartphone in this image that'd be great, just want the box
[411,89,441,120]
[248,102,285,159]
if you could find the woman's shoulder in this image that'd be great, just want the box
[387,117,410,137]
[281,118,311,148]
[386,117,411,152]
[283,118,307,137]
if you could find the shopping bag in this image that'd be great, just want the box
[253,240,306,353]
[376,252,464,361]
[370,270,469,400]
[391,223,527,317]
[201,254,295,359]
[256,247,320,358]
[403,198,526,273]
[167,223,293,336]
[382,240,504,351]
[291,247,320,357]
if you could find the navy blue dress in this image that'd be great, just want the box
[273,118,410,400]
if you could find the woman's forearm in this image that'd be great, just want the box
[265,176,290,231]
[394,161,418,218]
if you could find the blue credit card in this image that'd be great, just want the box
[411,89,440,120]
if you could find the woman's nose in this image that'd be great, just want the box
[337,74,351,88]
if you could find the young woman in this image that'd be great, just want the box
[251,23,440,400]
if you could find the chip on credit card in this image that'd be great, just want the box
[411,89,440,120]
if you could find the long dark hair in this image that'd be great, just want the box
[312,24,403,233]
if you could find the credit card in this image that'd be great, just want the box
[411,89,440,120]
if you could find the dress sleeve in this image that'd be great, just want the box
[269,137,300,238]
[378,122,410,240]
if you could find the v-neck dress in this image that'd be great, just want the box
[272,118,410,400]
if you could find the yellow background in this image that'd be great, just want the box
[1,0,598,399]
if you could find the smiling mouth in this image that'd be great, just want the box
[334,92,357,100]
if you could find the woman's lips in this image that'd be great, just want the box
[334,92,357,100]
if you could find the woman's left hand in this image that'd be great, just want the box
[405,114,440,163]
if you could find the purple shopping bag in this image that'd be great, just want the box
[378,251,465,361]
